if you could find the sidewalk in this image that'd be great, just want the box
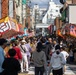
[19,64,76,75]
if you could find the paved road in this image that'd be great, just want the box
[19,64,76,75]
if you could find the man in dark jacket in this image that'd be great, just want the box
[40,37,52,61]
[2,49,21,75]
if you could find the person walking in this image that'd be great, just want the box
[69,47,74,63]
[32,42,47,75]
[25,39,32,66]
[48,45,66,75]
[0,38,7,75]
[61,47,69,72]
[19,40,29,73]
[2,48,21,75]
[12,41,22,61]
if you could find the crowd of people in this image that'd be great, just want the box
[0,36,75,75]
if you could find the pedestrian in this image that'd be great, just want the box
[46,37,53,59]
[2,48,21,75]
[61,47,69,72]
[32,42,47,75]
[11,41,22,60]
[0,38,7,75]
[48,45,66,75]
[69,48,74,63]
[25,39,32,66]
[19,39,29,73]
[40,37,51,64]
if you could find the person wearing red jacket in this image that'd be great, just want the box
[12,41,22,61]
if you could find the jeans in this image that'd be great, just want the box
[35,66,44,75]
[21,53,28,72]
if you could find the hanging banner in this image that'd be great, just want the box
[0,17,11,33]
[0,17,19,38]
[9,18,19,31]
[70,24,76,37]
[0,17,19,33]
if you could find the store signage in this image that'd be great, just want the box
[0,22,10,33]
[70,25,76,37]
[10,20,17,30]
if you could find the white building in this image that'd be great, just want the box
[31,4,40,29]
[39,8,47,22]
[42,0,63,24]
[31,5,48,28]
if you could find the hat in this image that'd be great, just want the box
[21,40,26,43]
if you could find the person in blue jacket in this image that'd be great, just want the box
[0,38,7,75]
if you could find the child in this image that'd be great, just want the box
[2,48,21,75]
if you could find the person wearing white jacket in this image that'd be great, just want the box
[19,40,29,73]
[48,45,66,75]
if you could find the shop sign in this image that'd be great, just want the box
[0,17,11,33]
[9,18,19,31]
[10,21,17,30]
[0,22,10,33]
[0,17,19,33]
[70,25,76,37]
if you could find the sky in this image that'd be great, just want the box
[31,0,61,8]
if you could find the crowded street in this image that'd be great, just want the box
[0,0,76,75]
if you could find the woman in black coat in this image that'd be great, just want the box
[2,48,21,75]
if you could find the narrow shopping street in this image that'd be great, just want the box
[0,0,76,75]
[19,64,76,75]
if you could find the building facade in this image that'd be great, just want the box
[42,0,62,24]
[1,0,9,18]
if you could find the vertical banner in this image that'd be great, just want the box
[70,24,76,37]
